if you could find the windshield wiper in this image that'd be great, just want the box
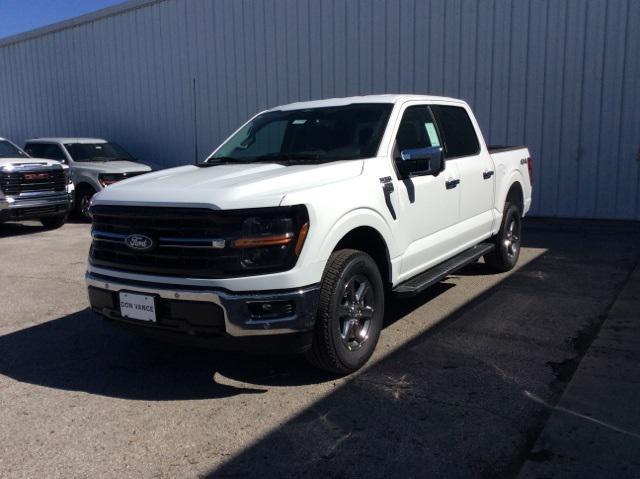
[199,153,321,167]
[199,156,245,167]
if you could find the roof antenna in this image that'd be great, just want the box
[192,77,198,165]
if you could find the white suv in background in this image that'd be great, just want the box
[24,138,152,220]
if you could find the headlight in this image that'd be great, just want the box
[99,173,125,187]
[232,207,309,271]
[66,171,75,194]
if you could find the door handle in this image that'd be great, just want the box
[445,178,460,189]
[483,170,494,179]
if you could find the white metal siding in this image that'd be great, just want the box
[0,0,639,219]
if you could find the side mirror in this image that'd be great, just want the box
[398,146,444,177]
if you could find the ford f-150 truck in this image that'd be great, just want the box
[86,95,532,374]
[24,137,152,220]
[0,137,73,228]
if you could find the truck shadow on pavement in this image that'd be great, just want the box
[0,222,48,237]
[0,217,88,237]
[0,283,454,401]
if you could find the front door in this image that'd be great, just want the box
[391,104,462,281]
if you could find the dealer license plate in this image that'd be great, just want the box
[119,292,157,322]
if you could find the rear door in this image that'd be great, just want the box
[430,105,495,246]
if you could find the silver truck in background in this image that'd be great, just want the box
[24,138,152,220]
[0,137,73,228]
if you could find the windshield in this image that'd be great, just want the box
[209,103,393,163]
[0,140,29,159]
[64,142,134,162]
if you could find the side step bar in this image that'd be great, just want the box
[393,243,495,297]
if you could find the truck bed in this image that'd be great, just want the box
[487,145,533,217]
[487,145,527,154]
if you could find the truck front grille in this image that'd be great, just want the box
[0,169,66,196]
[89,205,249,278]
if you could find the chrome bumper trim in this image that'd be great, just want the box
[0,193,71,211]
[85,271,320,337]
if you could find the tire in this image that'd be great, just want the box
[305,249,385,375]
[484,202,522,272]
[40,214,67,229]
[75,186,95,221]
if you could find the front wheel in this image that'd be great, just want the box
[75,186,95,221]
[484,202,522,272]
[305,249,385,375]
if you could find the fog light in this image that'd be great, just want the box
[248,301,295,319]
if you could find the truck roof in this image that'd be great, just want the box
[25,137,107,144]
[270,94,466,111]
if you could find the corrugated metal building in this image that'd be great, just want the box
[0,0,639,219]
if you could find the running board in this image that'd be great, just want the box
[393,243,495,297]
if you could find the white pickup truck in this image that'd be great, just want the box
[86,95,532,374]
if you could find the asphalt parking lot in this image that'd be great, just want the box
[1,218,639,478]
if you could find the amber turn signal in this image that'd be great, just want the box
[233,233,294,249]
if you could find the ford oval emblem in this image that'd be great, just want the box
[125,234,155,252]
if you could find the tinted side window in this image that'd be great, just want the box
[395,105,442,155]
[25,143,66,161]
[429,105,480,158]
[24,143,47,158]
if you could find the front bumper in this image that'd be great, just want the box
[86,271,320,350]
[0,192,71,221]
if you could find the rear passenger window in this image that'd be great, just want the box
[429,105,480,158]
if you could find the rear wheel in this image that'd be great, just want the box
[40,214,67,229]
[75,185,95,221]
[305,249,384,375]
[484,202,522,272]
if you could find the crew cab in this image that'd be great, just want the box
[85,95,532,374]
[23,138,152,220]
[0,137,73,228]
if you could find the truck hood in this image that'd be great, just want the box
[72,160,152,174]
[93,160,364,209]
[0,157,64,169]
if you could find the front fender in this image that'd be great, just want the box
[316,207,398,262]
[72,170,102,192]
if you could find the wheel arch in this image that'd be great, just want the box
[332,226,392,287]
[497,172,525,215]
[315,209,396,287]
[75,181,96,195]
[505,181,524,212]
